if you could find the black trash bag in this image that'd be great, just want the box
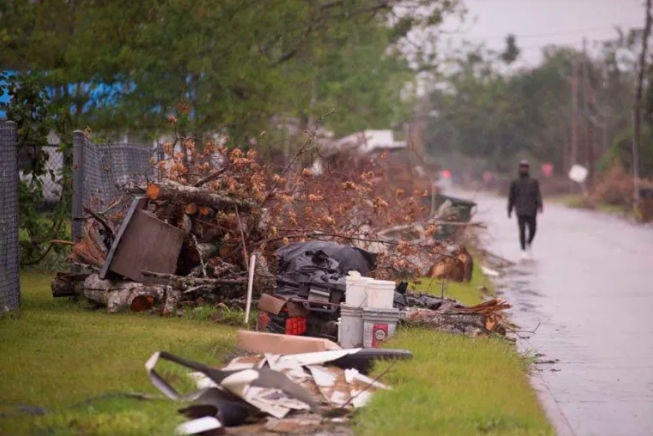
[275,241,377,296]
[393,291,407,310]
[277,241,377,276]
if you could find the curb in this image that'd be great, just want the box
[529,372,576,436]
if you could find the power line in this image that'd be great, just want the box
[440,22,643,42]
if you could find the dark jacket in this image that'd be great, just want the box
[508,175,543,217]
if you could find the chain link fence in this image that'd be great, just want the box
[0,120,21,315]
[18,142,67,209]
[72,131,160,242]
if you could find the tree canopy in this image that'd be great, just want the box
[0,0,459,143]
[424,28,653,180]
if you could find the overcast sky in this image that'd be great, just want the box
[440,0,646,67]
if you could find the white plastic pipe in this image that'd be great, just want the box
[244,254,256,325]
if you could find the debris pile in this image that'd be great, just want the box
[146,334,413,435]
[56,139,483,316]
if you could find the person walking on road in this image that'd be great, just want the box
[508,160,543,260]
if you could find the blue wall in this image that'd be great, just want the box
[0,70,127,118]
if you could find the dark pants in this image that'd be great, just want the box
[517,214,537,250]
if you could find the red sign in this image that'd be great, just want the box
[541,163,553,178]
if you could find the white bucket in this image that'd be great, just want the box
[338,305,364,348]
[345,272,371,308]
[362,307,400,348]
[364,279,396,309]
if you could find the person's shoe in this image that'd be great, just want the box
[520,250,530,261]
[527,244,533,258]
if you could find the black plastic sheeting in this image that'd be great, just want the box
[275,241,377,296]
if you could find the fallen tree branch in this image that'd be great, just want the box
[146,181,255,211]
[141,270,246,286]
[193,168,227,187]
[83,206,115,238]
[235,205,249,270]
[51,239,76,246]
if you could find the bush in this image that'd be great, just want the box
[591,164,634,207]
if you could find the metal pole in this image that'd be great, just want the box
[244,254,256,325]
[72,130,85,243]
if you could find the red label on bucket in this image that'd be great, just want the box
[371,323,389,347]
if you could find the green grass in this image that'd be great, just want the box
[354,330,553,436]
[354,263,554,436]
[409,262,493,306]
[1,269,552,436]
[0,273,237,436]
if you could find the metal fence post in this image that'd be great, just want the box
[72,130,85,244]
[0,121,21,315]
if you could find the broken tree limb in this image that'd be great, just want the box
[402,308,494,337]
[193,168,227,187]
[83,273,178,314]
[146,181,255,211]
[83,205,115,239]
[141,270,246,287]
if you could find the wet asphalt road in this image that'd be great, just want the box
[453,189,653,436]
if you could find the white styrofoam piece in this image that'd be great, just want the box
[222,355,266,371]
[344,369,391,390]
[307,365,351,407]
[175,417,223,435]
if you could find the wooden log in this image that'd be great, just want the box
[146,181,255,211]
[83,273,178,314]
[51,272,89,298]
[401,308,492,337]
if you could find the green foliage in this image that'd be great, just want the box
[0,72,73,266]
[0,0,459,145]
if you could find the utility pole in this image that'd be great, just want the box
[633,0,653,204]
[582,37,595,191]
[571,58,580,171]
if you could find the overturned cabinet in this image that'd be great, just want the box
[100,196,185,282]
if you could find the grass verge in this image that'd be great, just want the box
[354,263,554,436]
[1,268,553,436]
[0,273,237,436]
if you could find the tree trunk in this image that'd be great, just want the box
[51,272,89,298]
[633,0,653,203]
[83,274,179,314]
